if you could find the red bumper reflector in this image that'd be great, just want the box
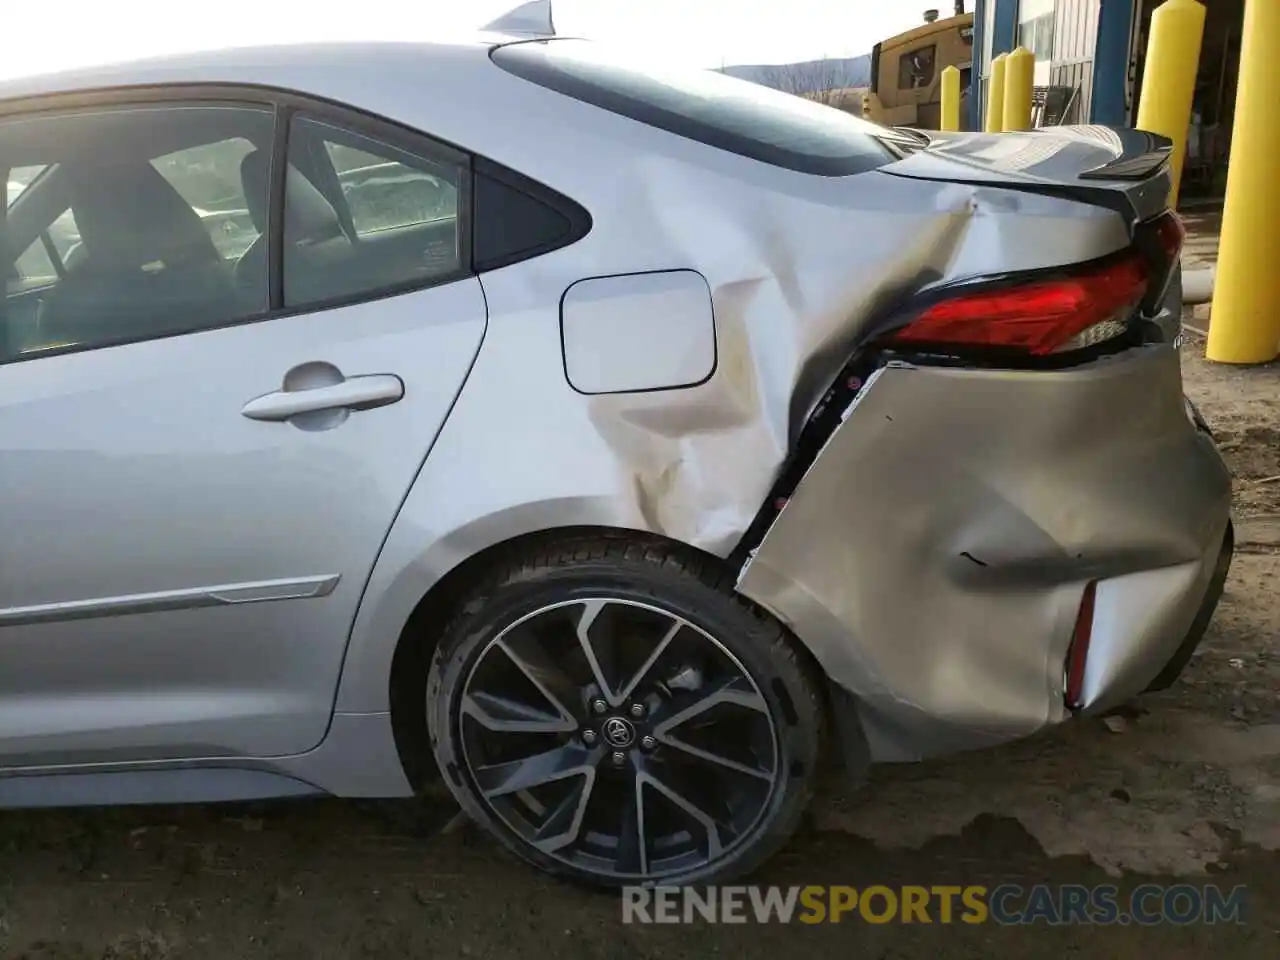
[1065,580,1098,709]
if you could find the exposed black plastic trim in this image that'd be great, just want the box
[1131,211,1181,316]
[729,239,1171,568]
[1144,520,1233,693]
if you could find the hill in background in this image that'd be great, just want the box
[720,54,872,94]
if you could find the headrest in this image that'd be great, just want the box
[65,162,220,272]
[239,150,345,246]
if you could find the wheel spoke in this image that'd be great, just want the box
[531,769,598,854]
[473,743,595,798]
[614,775,649,875]
[654,674,769,734]
[616,619,684,703]
[494,636,580,722]
[638,768,724,859]
[655,735,774,781]
[461,690,577,735]
[573,599,620,704]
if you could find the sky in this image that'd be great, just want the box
[5,0,933,79]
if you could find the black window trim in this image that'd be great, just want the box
[471,154,593,273]
[0,81,584,365]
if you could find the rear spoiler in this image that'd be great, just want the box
[1079,144,1173,181]
[884,126,1176,225]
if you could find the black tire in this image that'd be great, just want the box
[425,533,826,888]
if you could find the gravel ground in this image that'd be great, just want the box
[0,343,1276,960]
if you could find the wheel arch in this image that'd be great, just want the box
[385,524,686,789]
[381,522,868,793]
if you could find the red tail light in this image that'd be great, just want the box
[1153,211,1185,260]
[883,255,1149,356]
[1064,580,1097,709]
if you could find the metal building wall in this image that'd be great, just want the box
[1049,0,1102,123]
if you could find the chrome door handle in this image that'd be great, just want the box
[241,373,404,423]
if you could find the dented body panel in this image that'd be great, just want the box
[736,347,1232,761]
[0,36,1232,800]
[335,162,1142,712]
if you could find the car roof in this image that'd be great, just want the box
[0,34,510,104]
[0,32,624,204]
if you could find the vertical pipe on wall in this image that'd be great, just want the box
[1091,0,1136,125]
[992,0,1019,54]
[970,0,986,130]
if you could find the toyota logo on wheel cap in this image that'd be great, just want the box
[602,716,635,748]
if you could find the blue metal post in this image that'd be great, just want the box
[1092,0,1137,125]
[980,0,1019,131]
[970,0,986,130]
[992,0,1019,57]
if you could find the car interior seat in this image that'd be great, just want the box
[38,161,239,347]
[236,150,356,306]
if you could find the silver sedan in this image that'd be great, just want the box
[0,2,1232,887]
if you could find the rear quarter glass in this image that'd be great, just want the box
[490,38,912,177]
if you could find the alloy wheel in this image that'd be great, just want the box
[456,597,781,882]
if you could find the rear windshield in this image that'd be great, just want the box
[491,39,908,177]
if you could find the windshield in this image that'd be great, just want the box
[492,39,909,177]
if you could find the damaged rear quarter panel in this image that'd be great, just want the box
[332,91,1136,713]
[559,161,1133,556]
[735,346,1232,762]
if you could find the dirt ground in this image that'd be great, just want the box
[1,343,1277,960]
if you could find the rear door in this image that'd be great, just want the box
[0,92,486,767]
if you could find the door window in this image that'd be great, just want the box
[280,115,464,309]
[0,103,274,360]
[326,141,458,238]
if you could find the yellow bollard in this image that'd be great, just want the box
[1136,0,1206,208]
[1002,47,1035,131]
[940,65,962,132]
[1206,0,1280,364]
[985,54,1007,133]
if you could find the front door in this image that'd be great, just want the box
[0,95,485,767]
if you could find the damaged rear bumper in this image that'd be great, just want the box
[736,345,1232,763]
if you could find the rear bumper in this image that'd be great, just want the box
[737,345,1232,763]
[1142,518,1233,695]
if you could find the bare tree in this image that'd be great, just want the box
[760,57,848,108]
